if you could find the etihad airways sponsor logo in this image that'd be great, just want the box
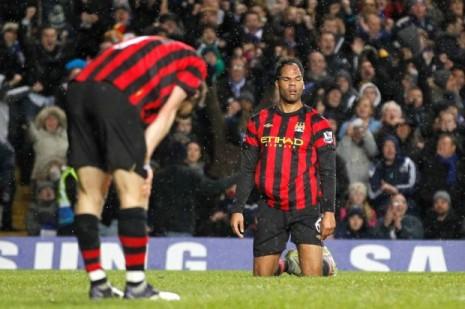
[261,136,304,148]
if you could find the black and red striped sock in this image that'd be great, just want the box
[118,207,148,286]
[74,214,107,286]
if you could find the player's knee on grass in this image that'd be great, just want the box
[254,255,281,276]
[284,248,337,277]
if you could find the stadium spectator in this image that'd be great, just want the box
[338,96,382,140]
[418,133,465,217]
[0,22,25,81]
[394,116,422,160]
[423,108,465,157]
[374,193,424,239]
[339,182,377,228]
[335,69,358,116]
[344,36,367,76]
[319,15,346,55]
[73,0,113,58]
[19,3,40,46]
[201,46,225,84]
[55,58,87,111]
[451,66,465,101]
[357,12,392,49]
[402,86,430,134]
[217,56,256,111]
[318,31,349,75]
[448,0,465,20]
[44,3,74,45]
[241,11,270,46]
[150,143,237,237]
[155,116,198,167]
[28,106,68,185]
[24,26,70,119]
[376,100,402,146]
[56,165,77,236]
[435,17,465,70]
[196,25,225,54]
[0,141,15,231]
[111,3,135,37]
[304,50,331,88]
[359,81,382,111]
[423,190,463,239]
[369,135,417,212]
[337,116,378,186]
[25,180,58,236]
[356,61,380,93]
[323,84,350,123]
[157,13,184,41]
[335,207,372,239]
[171,116,196,145]
[184,2,242,50]
[395,0,436,44]
[185,141,205,175]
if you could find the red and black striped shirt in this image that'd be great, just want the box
[75,36,207,124]
[238,105,336,212]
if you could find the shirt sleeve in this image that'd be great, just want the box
[312,116,336,150]
[230,117,260,213]
[175,55,207,96]
[312,115,336,213]
[243,117,259,148]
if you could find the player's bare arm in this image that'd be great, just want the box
[144,85,188,163]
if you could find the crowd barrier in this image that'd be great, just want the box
[1,237,464,271]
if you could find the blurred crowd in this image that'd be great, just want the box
[1,0,465,240]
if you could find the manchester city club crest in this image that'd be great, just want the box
[294,122,305,133]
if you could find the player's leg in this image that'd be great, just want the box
[99,85,157,298]
[74,167,122,298]
[96,81,179,300]
[284,246,337,277]
[297,244,323,276]
[66,82,122,299]
[254,254,282,276]
[75,167,111,216]
[253,204,288,276]
[112,169,149,286]
[273,258,287,276]
[290,211,323,276]
[112,170,179,301]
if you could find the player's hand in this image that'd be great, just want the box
[230,212,245,238]
[321,212,336,240]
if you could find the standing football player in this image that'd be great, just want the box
[230,57,336,276]
[66,36,206,300]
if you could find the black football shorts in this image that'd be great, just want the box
[66,81,147,177]
[253,203,322,257]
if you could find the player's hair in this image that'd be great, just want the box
[275,57,304,80]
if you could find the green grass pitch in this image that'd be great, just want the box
[1,271,465,308]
